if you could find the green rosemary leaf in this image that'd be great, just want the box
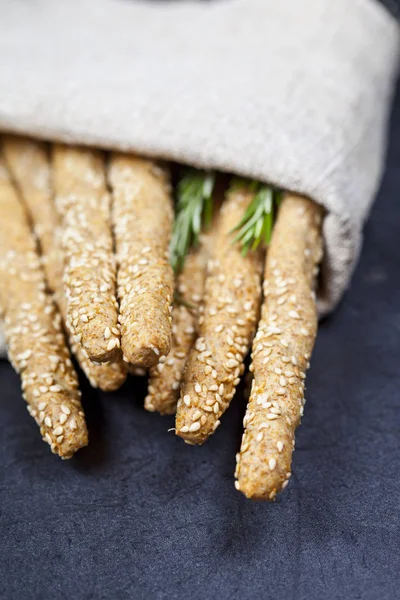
[230,181,278,254]
[169,169,215,273]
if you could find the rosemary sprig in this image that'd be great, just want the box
[169,169,215,273]
[230,179,281,256]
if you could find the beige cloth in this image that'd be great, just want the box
[0,0,398,355]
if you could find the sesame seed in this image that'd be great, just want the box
[38,402,47,411]
[104,327,111,339]
[277,441,284,452]
[189,422,201,432]
[291,356,298,365]
[59,413,67,425]
[267,413,278,420]
[213,420,221,430]
[269,458,277,470]
[281,480,289,490]
[180,426,189,433]
[183,395,191,407]
[256,432,263,442]
[226,359,238,369]
[211,370,217,379]
[44,416,52,427]
[106,338,116,351]
[279,376,287,387]
[215,324,223,333]
[213,402,219,414]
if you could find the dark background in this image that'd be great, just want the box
[1,3,399,600]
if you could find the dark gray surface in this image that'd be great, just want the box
[0,50,399,600]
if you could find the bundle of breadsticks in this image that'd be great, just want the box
[0,135,323,499]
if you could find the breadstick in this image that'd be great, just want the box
[0,156,88,458]
[3,137,127,392]
[2,136,62,297]
[175,186,264,444]
[236,194,323,500]
[145,240,208,415]
[108,153,174,368]
[52,144,121,363]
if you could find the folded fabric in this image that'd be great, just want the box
[0,0,398,356]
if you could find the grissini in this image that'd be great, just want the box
[3,136,127,392]
[236,194,323,500]
[175,184,264,444]
[53,144,121,363]
[145,240,208,415]
[108,154,174,368]
[0,155,88,458]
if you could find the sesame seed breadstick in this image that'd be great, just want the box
[236,194,323,500]
[0,156,88,458]
[2,136,62,297]
[145,240,209,415]
[3,137,127,392]
[175,186,264,444]
[53,144,121,363]
[108,153,174,368]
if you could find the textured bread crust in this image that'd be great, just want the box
[145,237,209,415]
[175,187,263,444]
[53,144,121,363]
[109,154,174,368]
[236,194,323,500]
[0,156,88,458]
[3,137,126,391]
